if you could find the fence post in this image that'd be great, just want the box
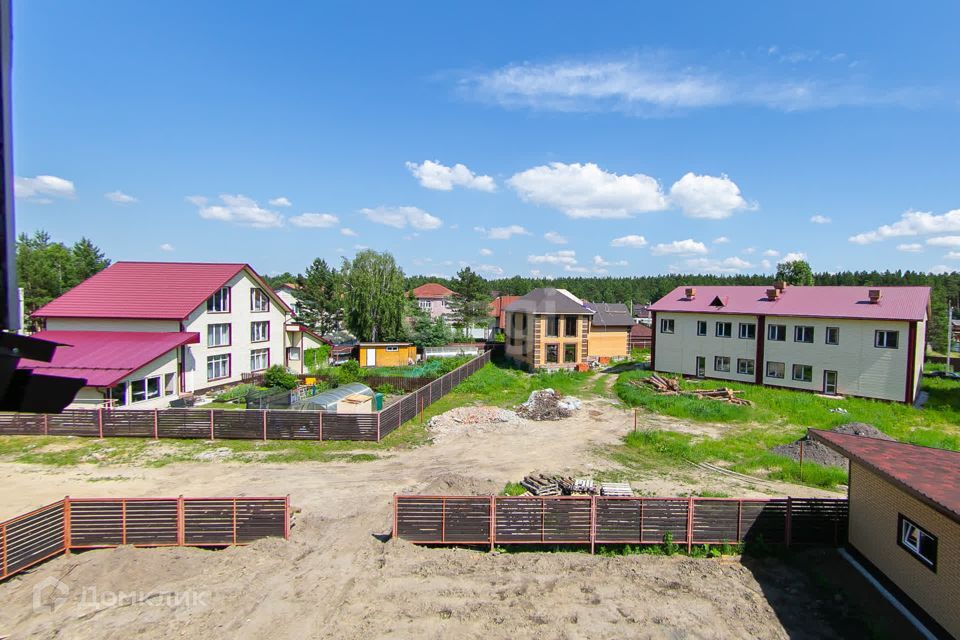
[785,497,792,548]
[177,495,185,546]
[687,496,694,553]
[63,496,71,554]
[489,495,495,552]
[153,409,159,439]
[262,410,267,441]
[121,498,127,545]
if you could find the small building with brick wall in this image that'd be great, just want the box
[811,429,960,639]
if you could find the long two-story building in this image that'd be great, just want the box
[648,284,930,403]
[23,262,301,408]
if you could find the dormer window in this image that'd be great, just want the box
[207,287,230,313]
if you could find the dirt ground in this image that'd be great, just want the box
[0,395,911,639]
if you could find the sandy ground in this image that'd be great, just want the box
[0,394,890,640]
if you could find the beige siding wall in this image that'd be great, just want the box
[653,312,759,383]
[45,318,180,332]
[587,326,629,358]
[849,463,960,637]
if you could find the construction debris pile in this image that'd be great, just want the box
[518,474,633,497]
[632,375,753,406]
[516,389,582,421]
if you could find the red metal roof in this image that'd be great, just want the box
[411,283,456,299]
[32,262,291,320]
[649,285,930,321]
[810,429,960,524]
[17,330,200,387]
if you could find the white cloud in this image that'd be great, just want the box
[459,53,920,115]
[781,251,808,262]
[290,212,339,228]
[405,160,496,192]
[651,239,708,256]
[668,173,751,219]
[680,256,753,274]
[340,227,358,237]
[479,248,493,256]
[810,214,831,224]
[188,194,283,228]
[159,243,175,252]
[926,235,960,247]
[508,162,666,219]
[528,250,578,266]
[713,236,730,244]
[105,190,137,204]
[475,224,530,240]
[593,255,628,268]
[269,197,292,207]
[897,243,924,253]
[849,209,960,244]
[762,249,780,257]
[610,234,648,248]
[15,175,76,202]
[544,231,568,245]
[361,206,442,230]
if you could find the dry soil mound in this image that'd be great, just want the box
[771,422,895,469]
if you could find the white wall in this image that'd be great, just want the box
[182,270,289,393]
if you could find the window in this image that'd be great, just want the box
[207,287,230,313]
[696,320,707,336]
[545,344,559,363]
[546,316,559,337]
[739,323,756,340]
[737,358,755,375]
[660,318,675,334]
[564,316,578,337]
[792,364,813,382]
[875,330,899,349]
[563,344,578,363]
[766,361,785,379]
[898,514,938,570]
[130,375,162,403]
[287,347,301,362]
[385,345,399,352]
[716,322,733,338]
[250,288,270,312]
[207,354,230,381]
[768,324,786,341]
[714,356,731,372]
[251,321,270,343]
[207,323,231,347]
[825,326,840,345]
[794,326,814,343]
[250,348,270,372]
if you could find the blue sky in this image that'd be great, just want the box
[11,1,960,279]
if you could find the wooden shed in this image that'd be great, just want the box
[358,342,417,368]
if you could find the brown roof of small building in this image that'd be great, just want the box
[505,288,593,315]
[810,429,960,524]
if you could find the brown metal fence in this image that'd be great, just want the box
[394,495,848,552]
[0,351,491,443]
[0,495,289,582]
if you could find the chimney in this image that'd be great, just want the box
[766,288,780,301]
[685,287,696,300]
[869,288,882,304]
[774,281,787,292]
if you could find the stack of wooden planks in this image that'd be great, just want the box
[630,376,753,406]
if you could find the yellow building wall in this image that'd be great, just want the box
[587,327,629,358]
[359,345,417,368]
[848,462,960,638]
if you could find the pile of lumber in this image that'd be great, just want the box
[630,376,753,406]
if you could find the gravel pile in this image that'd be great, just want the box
[771,423,895,469]
[516,389,582,421]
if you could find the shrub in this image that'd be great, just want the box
[262,365,299,390]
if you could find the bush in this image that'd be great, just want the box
[262,365,299,390]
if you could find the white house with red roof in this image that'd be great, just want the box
[648,284,931,403]
[25,262,308,408]
[410,283,456,321]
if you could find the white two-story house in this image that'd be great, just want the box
[648,284,930,403]
[24,262,298,408]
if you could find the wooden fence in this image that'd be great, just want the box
[0,351,491,443]
[393,495,848,553]
[0,496,289,582]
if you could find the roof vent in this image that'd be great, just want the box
[685,287,696,300]
[766,288,780,301]
[774,281,788,292]
[869,289,882,304]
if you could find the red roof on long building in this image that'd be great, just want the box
[810,429,960,524]
[411,283,456,299]
[32,262,291,320]
[17,330,200,387]
[648,285,930,321]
